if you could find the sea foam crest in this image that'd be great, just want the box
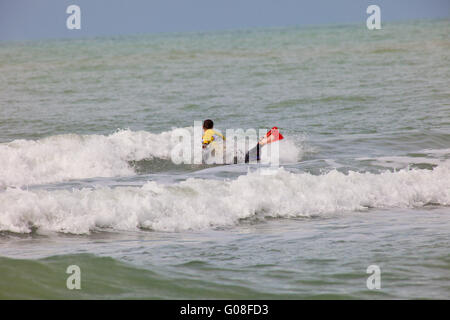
[0,129,301,187]
[0,129,173,188]
[1,164,448,234]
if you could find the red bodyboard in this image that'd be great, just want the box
[260,127,284,145]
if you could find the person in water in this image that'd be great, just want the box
[202,119,228,163]
[202,119,225,149]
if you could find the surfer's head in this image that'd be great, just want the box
[203,119,214,130]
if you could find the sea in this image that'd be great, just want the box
[0,19,449,299]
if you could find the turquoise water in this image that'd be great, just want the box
[0,19,449,299]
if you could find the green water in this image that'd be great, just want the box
[1,208,449,299]
[0,19,449,299]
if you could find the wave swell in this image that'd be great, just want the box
[0,129,301,187]
[1,165,448,234]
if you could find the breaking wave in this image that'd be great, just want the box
[0,128,301,188]
[1,164,448,234]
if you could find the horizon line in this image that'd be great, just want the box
[1,16,448,45]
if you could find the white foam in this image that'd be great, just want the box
[204,138,300,165]
[0,129,303,188]
[0,129,177,188]
[1,164,448,234]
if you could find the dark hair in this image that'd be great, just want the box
[203,119,214,129]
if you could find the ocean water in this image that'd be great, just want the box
[0,19,449,299]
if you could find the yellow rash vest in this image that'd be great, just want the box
[202,129,225,147]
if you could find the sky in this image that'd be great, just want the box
[0,0,449,41]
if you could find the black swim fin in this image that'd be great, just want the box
[245,143,260,163]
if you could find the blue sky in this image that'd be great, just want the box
[0,0,449,40]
